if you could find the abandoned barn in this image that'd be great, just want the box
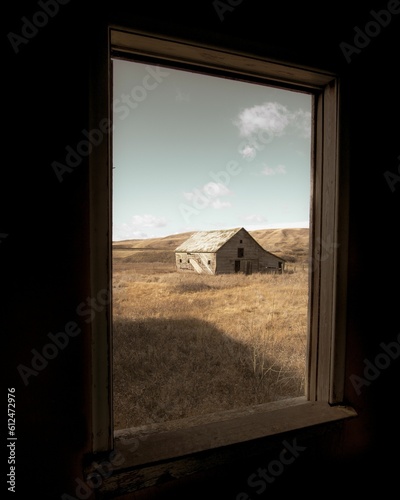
[175,227,285,275]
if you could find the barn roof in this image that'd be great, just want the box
[175,227,243,253]
[175,227,286,261]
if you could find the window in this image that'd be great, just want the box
[238,248,244,258]
[87,28,355,495]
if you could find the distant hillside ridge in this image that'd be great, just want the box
[113,227,309,265]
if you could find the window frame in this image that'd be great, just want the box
[87,26,355,495]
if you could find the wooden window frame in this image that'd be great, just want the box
[87,26,356,496]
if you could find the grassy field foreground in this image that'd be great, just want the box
[113,242,309,430]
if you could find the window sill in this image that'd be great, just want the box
[89,397,357,496]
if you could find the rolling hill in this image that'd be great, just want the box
[113,227,309,271]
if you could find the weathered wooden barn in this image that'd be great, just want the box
[175,227,285,275]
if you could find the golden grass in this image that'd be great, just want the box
[113,254,309,430]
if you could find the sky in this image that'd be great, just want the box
[112,58,312,241]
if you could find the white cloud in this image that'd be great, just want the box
[242,214,269,224]
[291,109,312,139]
[275,164,287,174]
[112,214,168,241]
[234,102,311,159]
[239,145,257,160]
[210,199,232,209]
[183,182,233,210]
[202,182,231,197]
[234,102,290,138]
[130,214,167,228]
[261,164,287,175]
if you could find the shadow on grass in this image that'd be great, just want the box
[113,316,303,430]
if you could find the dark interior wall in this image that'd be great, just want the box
[4,1,399,498]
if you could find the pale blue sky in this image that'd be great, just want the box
[112,58,312,241]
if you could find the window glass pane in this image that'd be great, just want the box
[112,58,312,431]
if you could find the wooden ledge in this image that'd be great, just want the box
[87,399,356,497]
[112,397,356,468]
[85,397,357,499]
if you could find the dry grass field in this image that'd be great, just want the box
[113,228,309,431]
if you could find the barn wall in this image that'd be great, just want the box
[215,228,258,274]
[258,250,285,273]
[215,229,284,274]
[176,252,216,274]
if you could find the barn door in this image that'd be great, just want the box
[234,260,240,273]
[245,261,252,275]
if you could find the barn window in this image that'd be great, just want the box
[238,248,244,258]
[87,28,355,495]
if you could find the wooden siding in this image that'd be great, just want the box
[215,228,284,274]
[176,252,216,274]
